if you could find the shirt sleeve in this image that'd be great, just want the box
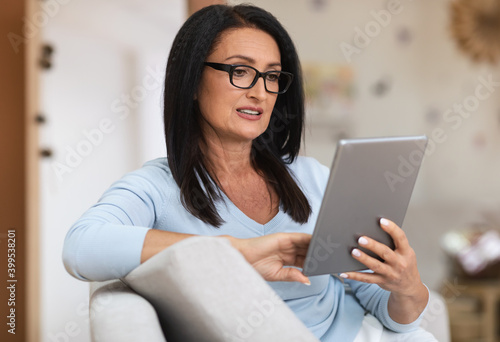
[62,161,171,281]
[345,277,430,333]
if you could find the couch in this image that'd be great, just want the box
[88,236,450,342]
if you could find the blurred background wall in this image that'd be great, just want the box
[3,0,499,341]
[37,1,184,341]
[230,0,500,290]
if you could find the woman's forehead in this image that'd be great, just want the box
[209,28,281,64]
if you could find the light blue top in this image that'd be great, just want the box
[63,156,427,341]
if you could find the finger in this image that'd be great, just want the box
[350,247,389,275]
[379,218,409,250]
[294,246,309,257]
[288,233,312,247]
[276,233,311,252]
[281,251,307,268]
[293,255,306,268]
[278,267,311,285]
[339,271,383,284]
[357,235,397,265]
[278,244,309,263]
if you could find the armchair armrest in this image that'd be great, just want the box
[123,236,319,342]
[88,237,449,342]
[420,290,451,342]
[89,280,166,342]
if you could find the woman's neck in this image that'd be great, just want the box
[200,136,254,177]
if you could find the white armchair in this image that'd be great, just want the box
[88,237,450,342]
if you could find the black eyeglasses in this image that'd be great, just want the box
[204,62,294,94]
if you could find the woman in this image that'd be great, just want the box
[63,4,436,341]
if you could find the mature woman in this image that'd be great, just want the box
[63,4,436,341]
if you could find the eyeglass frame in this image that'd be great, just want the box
[203,62,294,94]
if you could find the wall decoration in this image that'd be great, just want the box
[425,107,442,125]
[473,131,488,150]
[302,63,355,125]
[396,26,413,46]
[450,0,500,64]
[371,75,392,97]
[309,0,327,12]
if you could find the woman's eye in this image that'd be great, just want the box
[266,73,280,82]
[233,68,248,77]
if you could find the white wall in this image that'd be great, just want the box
[39,1,183,341]
[231,0,500,289]
[40,2,500,339]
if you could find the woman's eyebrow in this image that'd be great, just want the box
[225,55,282,68]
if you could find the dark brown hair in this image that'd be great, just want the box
[163,4,311,227]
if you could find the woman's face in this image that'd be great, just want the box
[197,27,281,147]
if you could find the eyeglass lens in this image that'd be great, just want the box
[230,66,291,93]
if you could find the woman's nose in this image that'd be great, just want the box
[246,76,268,100]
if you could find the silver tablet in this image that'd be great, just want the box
[303,135,428,276]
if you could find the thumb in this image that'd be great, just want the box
[278,267,311,285]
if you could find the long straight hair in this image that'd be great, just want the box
[163,4,311,227]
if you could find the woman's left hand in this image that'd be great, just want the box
[340,218,429,323]
[340,218,421,295]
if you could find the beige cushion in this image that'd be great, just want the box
[123,236,320,342]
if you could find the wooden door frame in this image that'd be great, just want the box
[0,0,40,341]
[25,0,41,341]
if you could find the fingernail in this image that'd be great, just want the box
[352,248,361,257]
[380,218,389,226]
[340,273,348,279]
[303,281,311,286]
[358,237,368,245]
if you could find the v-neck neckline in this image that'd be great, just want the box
[220,191,286,234]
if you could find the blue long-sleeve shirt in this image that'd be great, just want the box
[62,156,427,341]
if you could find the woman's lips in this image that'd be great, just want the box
[236,107,263,120]
[237,108,261,115]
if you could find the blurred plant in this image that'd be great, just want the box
[441,212,500,278]
[450,0,500,64]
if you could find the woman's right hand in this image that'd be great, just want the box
[226,233,312,285]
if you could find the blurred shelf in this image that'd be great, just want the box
[441,278,500,342]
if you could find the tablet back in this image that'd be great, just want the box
[303,135,427,276]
